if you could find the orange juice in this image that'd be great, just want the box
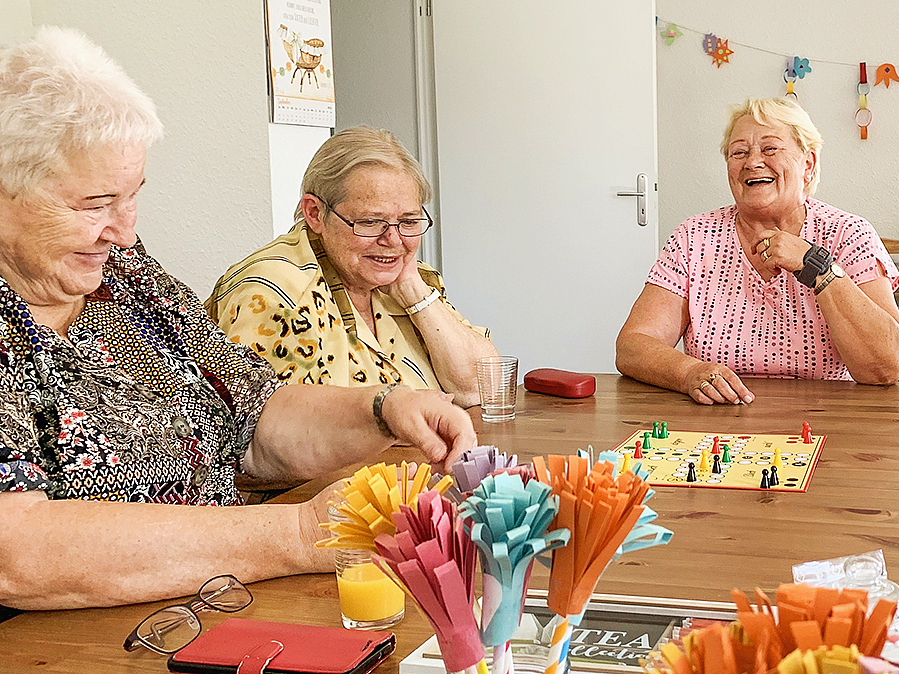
[336,562,405,622]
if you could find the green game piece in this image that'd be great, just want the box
[643,431,651,449]
[652,421,660,438]
[660,422,669,439]
[722,444,731,463]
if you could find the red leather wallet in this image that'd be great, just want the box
[523,368,596,398]
[167,618,395,674]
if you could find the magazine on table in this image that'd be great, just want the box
[399,590,737,674]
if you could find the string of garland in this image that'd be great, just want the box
[657,17,899,140]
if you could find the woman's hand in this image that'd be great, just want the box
[682,361,754,405]
[379,386,477,471]
[382,252,431,309]
[751,228,811,273]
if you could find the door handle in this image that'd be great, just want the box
[616,173,648,226]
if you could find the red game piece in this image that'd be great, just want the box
[633,440,643,459]
[801,422,812,444]
[712,436,720,455]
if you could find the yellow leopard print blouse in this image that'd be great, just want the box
[205,223,489,389]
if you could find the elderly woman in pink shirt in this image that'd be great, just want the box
[616,97,899,404]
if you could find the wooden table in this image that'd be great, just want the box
[4,375,899,673]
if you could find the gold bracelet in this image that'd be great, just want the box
[372,381,402,437]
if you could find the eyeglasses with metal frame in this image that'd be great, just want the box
[123,574,253,654]
[315,196,433,238]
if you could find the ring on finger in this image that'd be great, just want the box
[762,237,770,249]
[699,380,712,390]
[762,250,770,261]
[708,373,717,382]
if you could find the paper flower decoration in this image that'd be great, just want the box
[318,462,453,551]
[373,490,485,674]
[643,583,897,673]
[711,38,734,68]
[660,23,682,46]
[452,445,518,493]
[876,63,899,88]
[702,33,717,55]
[531,454,672,674]
[534,454,672,617]
[794,57,812,79]
[458,472,570,653]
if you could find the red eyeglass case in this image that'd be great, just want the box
[167,618,395,674]
[523,368,596,398]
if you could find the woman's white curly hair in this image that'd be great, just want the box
[0,26,164,199]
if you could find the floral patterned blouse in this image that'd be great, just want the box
[0,240,283,506]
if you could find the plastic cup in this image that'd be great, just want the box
[328,505,405,630]
[477,356,519,423]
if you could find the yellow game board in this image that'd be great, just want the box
[610,427,825,492]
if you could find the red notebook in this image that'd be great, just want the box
[167,618,395,674]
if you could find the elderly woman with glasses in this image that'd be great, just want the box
[206,127,498,407]
[0,27,479,611]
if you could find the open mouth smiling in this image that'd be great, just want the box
[745,177,775,186]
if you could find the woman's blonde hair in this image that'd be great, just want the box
[0,26,163,199]
[299,126,431,220]
[720,97,823,195]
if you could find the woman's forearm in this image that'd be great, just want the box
[615,330,700,394]
[816,277,899,384]
[0,490,332,610]
[245,385,392,485]
[410,300,499,408]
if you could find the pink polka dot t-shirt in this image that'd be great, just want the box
[647,199,899,380]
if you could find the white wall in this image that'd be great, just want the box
[656,1,899,242]
[0,0,32,43]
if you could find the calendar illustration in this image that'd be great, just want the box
[265,0,335,127]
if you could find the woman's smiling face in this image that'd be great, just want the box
[0,144,145,312]
[310,166,423,296]
[726,115,816,218]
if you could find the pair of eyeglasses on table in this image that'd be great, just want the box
[123,574,252,655]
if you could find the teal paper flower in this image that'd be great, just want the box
[794,57,812,79]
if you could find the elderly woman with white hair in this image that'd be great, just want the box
[617,97,899,404]
[206,126,498,407]
[0,27,478,611]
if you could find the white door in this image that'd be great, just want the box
[430,0,658,376]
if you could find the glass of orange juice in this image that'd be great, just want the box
[329,505,405,630]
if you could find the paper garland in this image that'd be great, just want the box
[658,17,898,141]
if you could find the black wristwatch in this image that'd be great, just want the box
[794,243,834,288]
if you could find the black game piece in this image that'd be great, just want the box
[712,454,722,474]
[769,465,779,486]
[686,461,697,483]
[760,469,770,489]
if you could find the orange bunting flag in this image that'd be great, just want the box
[875,63,899,88]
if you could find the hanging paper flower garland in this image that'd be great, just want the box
[657,17,898,141]
[876,63,899,88]
[660,23,682,46]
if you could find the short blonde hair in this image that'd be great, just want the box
[299,126,430,220]
[721,97,823,195]
[0,26,163,199]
